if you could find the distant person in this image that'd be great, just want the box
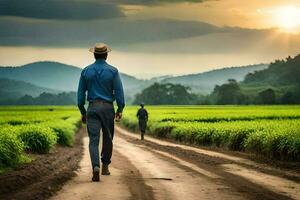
[136,103,148,140]
[77,43,125,182]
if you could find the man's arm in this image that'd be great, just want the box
[77,71,87,117]
[113,71,125,115]
[145,110,148,121]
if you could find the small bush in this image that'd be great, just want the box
[18,125,57,154]
[52,126,74,146]
[150,122,175,138]
[0,127,25,167]
[7,120,29,126]
[48,121,77,146]
[227,129,253,151]
[194,128,213,146]
[121,118,138,132]
[211,129,230,147]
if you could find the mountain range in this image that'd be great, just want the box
[0,61,268,103]
[0,78,57,101]
[161,64,268,94]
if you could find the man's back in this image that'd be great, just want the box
[137,108,148,120]
[137,107,148,140]
[82,60,118,101]
[77,59,124,115]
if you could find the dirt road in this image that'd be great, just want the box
[52,127,300,200]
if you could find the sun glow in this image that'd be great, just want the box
[275,6,300,32]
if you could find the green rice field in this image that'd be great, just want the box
[1,105,299,173]
[122,105,300,161]
[0,106,80,172]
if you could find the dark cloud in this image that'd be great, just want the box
[0,0,125,20]
[0,18,220,47]
[0,16,298,56]
[107,0,212,5]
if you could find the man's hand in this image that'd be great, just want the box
[115,112,122,122]
[81,115,87,124]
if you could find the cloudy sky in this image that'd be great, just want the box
[0,0,300,78]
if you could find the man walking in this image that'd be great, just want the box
[77,43,125,182]
[136,103,148,140]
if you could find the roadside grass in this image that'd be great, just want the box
[122,105,300,161]
[0,106,80,173]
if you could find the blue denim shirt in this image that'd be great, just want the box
[77,59,125,115]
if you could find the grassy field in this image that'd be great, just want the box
[122,105,300,161]
[0,106,80,173]
[1,105,299,173]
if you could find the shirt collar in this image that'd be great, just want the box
[95,59,107,64]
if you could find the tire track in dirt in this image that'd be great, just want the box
[115,134,245,200]
[116,126,300,200]
[51,135,155,200]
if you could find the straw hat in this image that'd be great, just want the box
[89,43,111,54]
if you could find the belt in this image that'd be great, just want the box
[90,99,113,105]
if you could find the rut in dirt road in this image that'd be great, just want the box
[52,127,300,200]
[51,135,154,200]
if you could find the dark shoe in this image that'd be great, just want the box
[92,166,100,182]
[102,164,111,175]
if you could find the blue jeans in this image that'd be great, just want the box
[87,102,115,169]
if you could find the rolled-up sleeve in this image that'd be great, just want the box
[77,70,87,115]
[113,71,125,113]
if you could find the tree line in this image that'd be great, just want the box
[0,92,77,105]
[133,55,300,105]
[133,80,300,105]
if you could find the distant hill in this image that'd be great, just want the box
[0,78,58,102]
[0,62,81,91]
[241,55,300,95]
[206,54,300,105]
[0,61,271,104]
[161,64,268,94]
[0,61,147,102]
